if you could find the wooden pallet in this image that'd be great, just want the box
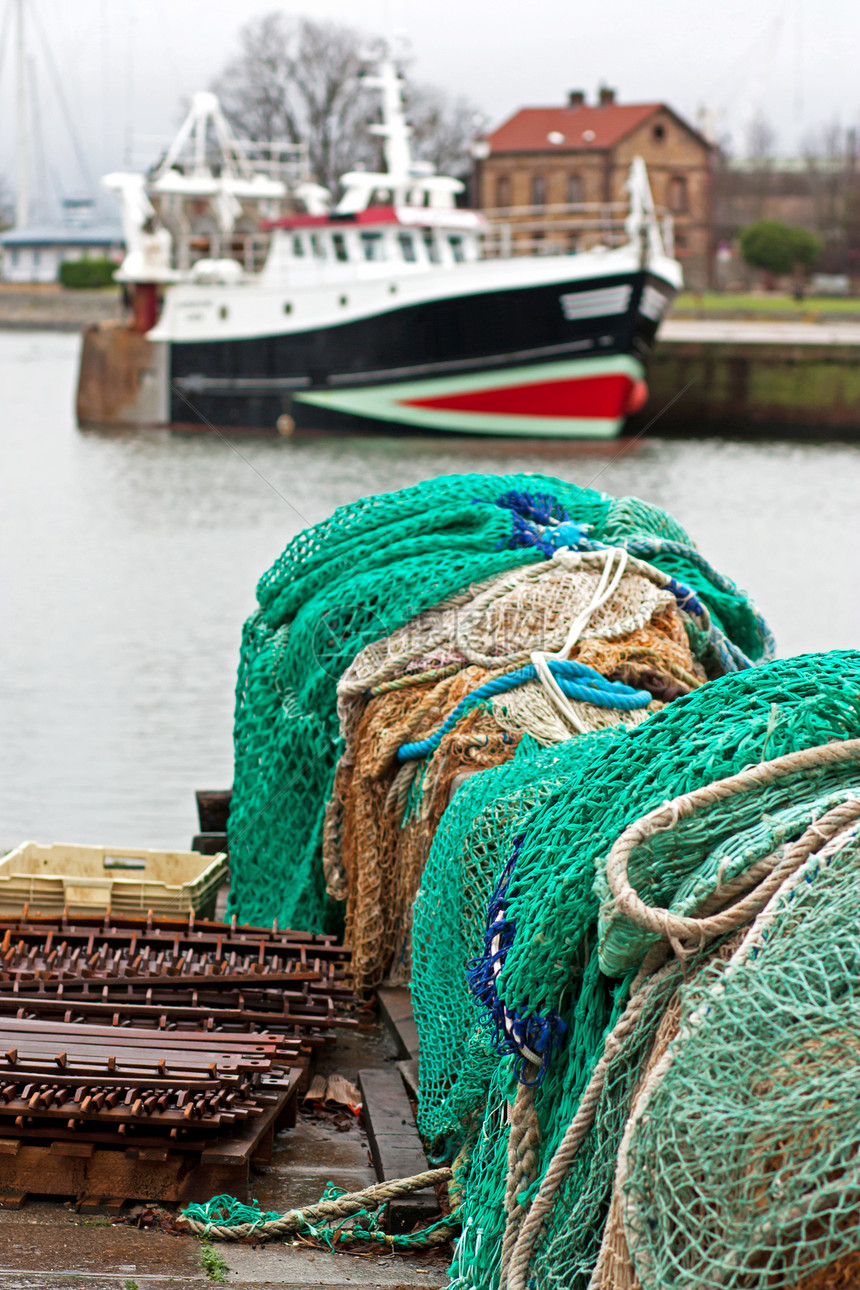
[0,1065,300,1207]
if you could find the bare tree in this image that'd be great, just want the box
[212,13,485,196]
[213,14,375,193]
[406,83,487,181]
[746,111,777,164]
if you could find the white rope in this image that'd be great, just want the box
[531,547,630,733]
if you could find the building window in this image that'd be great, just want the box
[496,175,511,209]
[10,249,18,266]
[674,231,688,251]
[567,173,584,204]
[531,174,547,207]
[33,249,41,267]
[653,123,666,141]
[668,175,689,213]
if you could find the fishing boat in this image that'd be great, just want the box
[78,58,682,439]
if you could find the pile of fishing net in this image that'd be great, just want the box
[410,650,860,1289]
[228,472,772,990]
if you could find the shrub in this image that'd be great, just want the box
[739,220,822,278]
[59,256,117,289]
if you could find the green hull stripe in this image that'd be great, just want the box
[296,355,644,438]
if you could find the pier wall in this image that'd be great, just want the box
[640,322,860,435]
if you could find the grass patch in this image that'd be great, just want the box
[200,1242,229,1283]
[673,291,860,317]
[124,1281,139,1290]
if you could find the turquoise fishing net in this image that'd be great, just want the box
[409,652,860,1290]
[623,819,860,1288]
[228,472,772,931]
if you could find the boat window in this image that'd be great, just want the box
[360,232,385,261]
[332,232,349,262]
[448,235,465,263]
[310,233,326,259]
[291,234,305,257]
[422,231,440,264]
[397,232,417,262]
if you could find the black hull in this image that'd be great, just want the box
[168,268,674,436]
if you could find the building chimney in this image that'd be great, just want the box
[567,90,585,108]
[598,86,616,107]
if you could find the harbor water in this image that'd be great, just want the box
[2,328,860,853]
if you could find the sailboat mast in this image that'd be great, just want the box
[15,0,29,227]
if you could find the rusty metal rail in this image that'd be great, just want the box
[0,912,355,1046]
[0,910,355,1204]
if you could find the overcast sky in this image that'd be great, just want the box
[1,0,858,218]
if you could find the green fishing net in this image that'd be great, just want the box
[409,652,860,1290]
[623,817,860,1288]
[228,472,772,931]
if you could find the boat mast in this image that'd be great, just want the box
[15,0,29,227]
[363,55,411,181]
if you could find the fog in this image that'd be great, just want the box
[0,0,857,215]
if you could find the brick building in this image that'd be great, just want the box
[473,88,715,288]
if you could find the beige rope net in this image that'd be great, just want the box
[327,553,706,991]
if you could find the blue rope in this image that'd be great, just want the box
[396,660,651,763]
[488,494,770,673]
[466,837,567,1082]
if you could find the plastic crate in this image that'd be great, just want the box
[0,842,228,918]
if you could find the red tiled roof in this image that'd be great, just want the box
[485,103,663,153]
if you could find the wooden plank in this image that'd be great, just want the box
[377,987,420,1061]
[357,1068,437,1233]
[0,1188,27,1208]
[397,1058,419,1101]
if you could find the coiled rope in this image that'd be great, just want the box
[180,1167,454,1244]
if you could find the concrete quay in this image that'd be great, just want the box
[0,285,122,331]
[643,317,860,435]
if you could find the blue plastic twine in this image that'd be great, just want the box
[396,659,651,763]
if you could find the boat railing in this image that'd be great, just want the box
[176,233,273,275]
[167,200,675,275]
[479,201,674,258]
